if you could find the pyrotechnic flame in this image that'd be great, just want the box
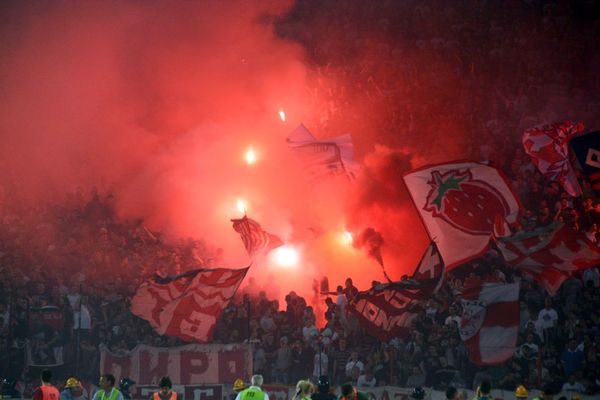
[343,231,354,245]
[236,199,247,214]
[273,246,298,267]
[278,109,286,122]
[245,147,256,165]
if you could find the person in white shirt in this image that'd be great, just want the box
[356,370,376,388]
[345,352,365,379]
[536,298,558,330]
[561,375,585,393]
[312,349,328,382]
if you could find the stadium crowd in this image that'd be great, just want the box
[2,0,600,399]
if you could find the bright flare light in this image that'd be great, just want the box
[245,148,256,165]
[343,231,354,245]
[278,109,286,122]
[236,199,247,214]
[273,246,298,267]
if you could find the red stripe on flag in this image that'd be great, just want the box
[590,171,600,181]
[482,301,519,327]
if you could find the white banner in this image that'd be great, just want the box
[99,343,252,385]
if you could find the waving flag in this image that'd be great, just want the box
[287,124,360,180]
[460,282,519,365]
[403,162,521,269]
[523,121,585,197]
[131,267,248,342]
[347,242,444,340]
[570,130,600,193]
[231,216,283,257]
[495,223,600,295]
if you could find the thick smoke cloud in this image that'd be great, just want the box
[3,0,600,306]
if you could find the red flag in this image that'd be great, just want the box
[130,267,248,342]
[460,282,520,365]
[231,216,283,256]
[347,242,444,340]
[496,223,600,295]
[403,162,521,269]
[523,121,585,197]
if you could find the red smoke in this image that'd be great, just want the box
[2,1,599,310]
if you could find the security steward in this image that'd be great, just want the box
[515,385,529,400]
[60,378,82,400]
[150,377,176,400]
[234,375,269,400]
[92,374,124,400]
[230,379,246,400]
[33,370,60,400]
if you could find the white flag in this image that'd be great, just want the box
[287,124,360,180]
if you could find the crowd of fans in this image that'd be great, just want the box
[2,0,600,398]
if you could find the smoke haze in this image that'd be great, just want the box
[2,0,599,304]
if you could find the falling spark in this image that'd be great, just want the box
[279,109,286,122]
[236,199,247,214]
[245,147,256,165]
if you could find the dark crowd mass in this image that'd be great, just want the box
[2,0,600,399]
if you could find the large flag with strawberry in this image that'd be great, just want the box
[495,223,600,295]
[403,162,521,269]
[460,282,520,365]
[523,121,585,197]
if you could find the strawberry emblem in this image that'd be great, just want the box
[423,169,510,235]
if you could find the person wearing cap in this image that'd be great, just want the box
[311,376,335,400]
[233,379,246,394]
[150,377,176,400]
[60,378,81,400]
[33,370,60,400]
[235,375,269,400]
[515,385,529,400]
[339,383,368,400]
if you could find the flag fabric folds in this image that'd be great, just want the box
[403,162,521,269]
[570,130,600,193]
[130,267,248,342]
[459,282,520,365]
[523,121,585,197]
[287,124,360,180]
[347,242,444,340]
[231,216,283,257]
[495,223,600,295]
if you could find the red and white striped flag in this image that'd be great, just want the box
[130,267,248,342]
[495,223,600,295]
[523,121,585,197]
[231,216,283,257]
[459,282,520,365]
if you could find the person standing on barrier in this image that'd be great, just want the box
[150,377,176,400]
[93,374,124,400]
[33,370,60,400]
[235,375,269,400]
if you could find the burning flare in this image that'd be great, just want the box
[278,109,286,122]
[245,147,256,165]
[273,245,299,267]
[236,199,247,214]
